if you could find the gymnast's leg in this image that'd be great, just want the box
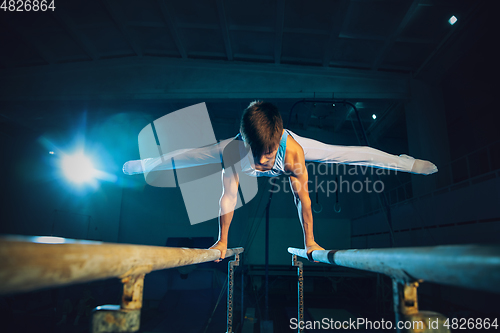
[123,138,233,175]
[286,130,437,175]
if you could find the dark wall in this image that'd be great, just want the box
[442,15,500,161]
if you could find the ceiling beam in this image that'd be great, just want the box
[229,26,331,36]
[190,51,227,59]
[283,56,415,73]
[397,36,434,44]
[372,0,419,70]
[216,0,233,61]
[50,9,99,61]
[323,0,351,67]
[128,21,166,28]
[0,57,411,101]
[274,0,285,64]
[283,27,329,36]
[228,25,273,33]
[102,0,143,57]
[157,0,187,59]
[177,22,219,30]
[233,53,274,61]
[338,32,384,41]
[281,56,322,66]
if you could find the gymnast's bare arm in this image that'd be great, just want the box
[285,137,325,258]
[209,167,239,262]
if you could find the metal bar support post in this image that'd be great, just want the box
[227,253,240,333]
[292,254,304,333]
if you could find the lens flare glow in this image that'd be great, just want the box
[33,236,66,244]
[449,16,457,25]
[61,153,96,183]
[372,114,377,120]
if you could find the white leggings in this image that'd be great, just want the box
[287,131,416,172]
[123,130,416,175]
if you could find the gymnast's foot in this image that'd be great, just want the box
[122,160,144,175]
[306,242,325,262]
[411,158,438,175]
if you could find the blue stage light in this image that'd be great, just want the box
[449,16,457,25]
[61,153,96,183]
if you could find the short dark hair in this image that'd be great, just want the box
[240,101,283,157]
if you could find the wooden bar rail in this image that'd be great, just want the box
[0,235,243,295]
[288,245,500,294]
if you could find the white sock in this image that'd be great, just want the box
[122,160,144,175]
[410,158,438,175]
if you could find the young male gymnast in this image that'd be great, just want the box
[123,101,437,261]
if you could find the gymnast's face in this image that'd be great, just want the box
[253,147,278,170]
[240,133,279,170]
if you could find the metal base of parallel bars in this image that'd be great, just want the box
[92,305,140,333]
[92,273,146,333]
[393,280,450,333]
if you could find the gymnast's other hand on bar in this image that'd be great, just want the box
[209,240,227,263]
[306,242,325,263]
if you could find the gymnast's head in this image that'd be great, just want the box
[240,101,283,165]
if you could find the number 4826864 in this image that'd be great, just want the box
[443,318,498,330]
[1,0,56,11]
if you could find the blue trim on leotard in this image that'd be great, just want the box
[235,130,289,177]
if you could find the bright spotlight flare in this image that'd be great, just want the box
[61,153,96,183]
